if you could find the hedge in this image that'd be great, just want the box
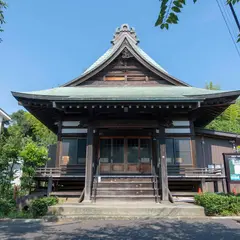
[194,193,240,216]
[30,196,59,218]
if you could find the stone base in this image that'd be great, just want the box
[47,202,205,220]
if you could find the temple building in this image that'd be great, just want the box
[12,24,240,202]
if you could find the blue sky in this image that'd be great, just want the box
[0,0,240,114]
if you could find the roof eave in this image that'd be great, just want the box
[0,108,11,121]
[195,128,240,139]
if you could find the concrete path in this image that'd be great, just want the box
[0,219,240,240]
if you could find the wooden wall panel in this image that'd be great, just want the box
[78,55,173,86]
[195,136,234,168]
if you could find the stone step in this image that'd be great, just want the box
[95,189,155,196]
[97,182,154,188]
[50,191,82,197]
[48,203,205,218]
[98,177,153,182]
[93,195,156,201]
[58,197,80,204]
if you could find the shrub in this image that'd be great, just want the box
[43,196,59,206]
[195,193,240,216]
[30,197,58,218]
[0,198,16,216]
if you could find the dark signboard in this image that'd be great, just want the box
[223,154,240,190]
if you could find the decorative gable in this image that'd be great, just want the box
[78,48,173,86]
[63,24,189,87]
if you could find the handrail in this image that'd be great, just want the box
[152,165,160,203]
[36,166,225,178]
[92,158,100,203]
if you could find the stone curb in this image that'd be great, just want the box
[1,216,240,222]
[0,218,42,223]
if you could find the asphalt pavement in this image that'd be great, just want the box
[0,218,240,240]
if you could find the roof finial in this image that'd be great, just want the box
[111,24,140,45]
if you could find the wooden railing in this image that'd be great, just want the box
[36,166,225,179]
[36,165,85,177]
[167,166,224,178]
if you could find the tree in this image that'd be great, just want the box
[155,0,240,42]
[205,81,220,90]
[0,110,56,196]
[20,141,49,193]
[206,101,240,133]
[0,130,24,198]
[0,0,7,42]
[205,82,240,133]
[9,110,56,147]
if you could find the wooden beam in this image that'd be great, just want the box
[56,121,62,168]
[47,177,53,197]
[190,120,197,167]
[84,126,94,202]
[159,126,169,202]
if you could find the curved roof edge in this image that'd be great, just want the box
[0,108,11,121]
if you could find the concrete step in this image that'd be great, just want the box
[93,195,156,201]
[50,191,82,197]
[97,182,153,188]
[58,197,80,204]
[99,177,153,182]
[48,202,205,219]
[95,189,155,196]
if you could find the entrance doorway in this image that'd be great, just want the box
[98,137,152,174]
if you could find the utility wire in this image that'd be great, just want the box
[220,0,238,36]
[229,3,240,32]
[216,0,240,58]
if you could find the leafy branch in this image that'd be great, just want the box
[155,0,240,42]
[0,0,7,42]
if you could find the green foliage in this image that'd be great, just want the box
[20,141,49,193]
[0,1,7,37]
[204,82,240,134]
[0,198,16,216]
[156,0,240,42]
[0,110,56,197]
[10,110,56,147]
[205,81,220,90]
[195,193,240,216]
[206,100,240,134]
[30,197,58,218]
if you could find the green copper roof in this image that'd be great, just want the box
[12,86,240,102]
[82,36,168,76]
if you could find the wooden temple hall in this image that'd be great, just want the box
[12,24,240,202]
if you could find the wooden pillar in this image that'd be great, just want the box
[214,181,219,193]
[55,121,62,168]
[159,126,169,202]
[201,179,207,192]
[84,126,94,202]
[47,177,53,196]
[190,120,197,167]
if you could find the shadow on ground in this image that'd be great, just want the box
[0,219,240,240]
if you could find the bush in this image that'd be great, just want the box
[195,193,240,216]
[30,197,58,218]
[0,198,16,216]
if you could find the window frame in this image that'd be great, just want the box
[61,137,87,165]
[165,137,193,166]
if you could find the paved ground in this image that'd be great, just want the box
[0,219,240,240]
